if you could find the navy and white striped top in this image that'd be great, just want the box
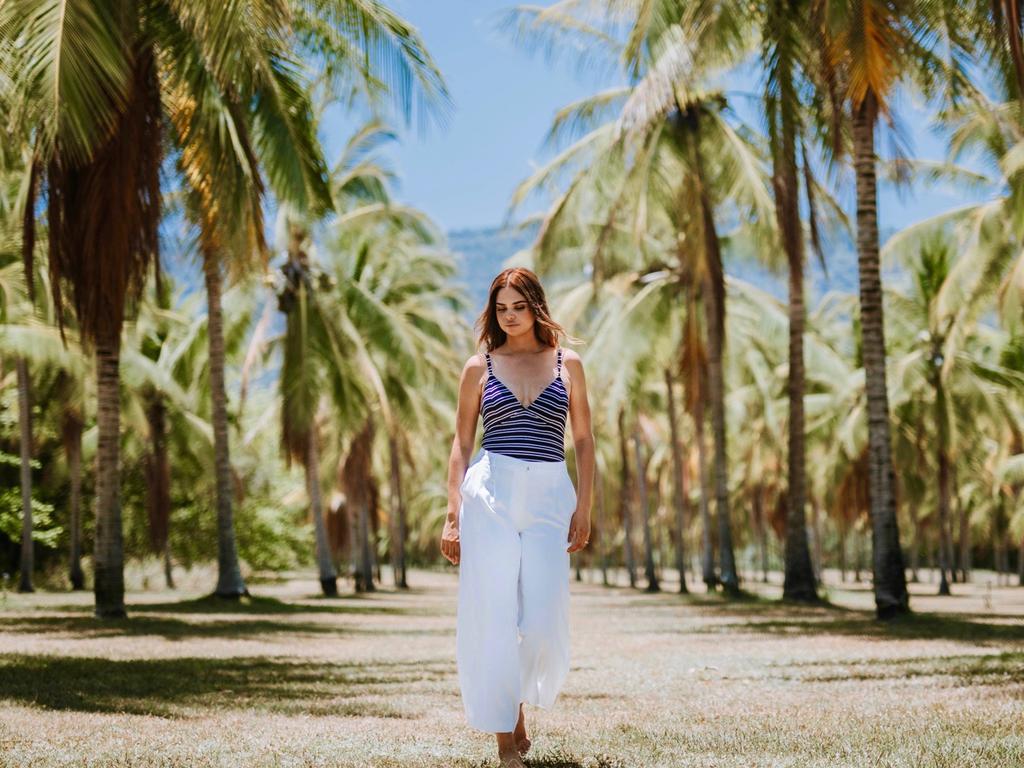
[480,348,569,462]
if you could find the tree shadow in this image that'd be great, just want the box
[770,650,1024,685]
[0,614,347,639]
[735,612,1024,643]
[129,594,424,616]
[628,590,1024,644]
[0,654,455,717]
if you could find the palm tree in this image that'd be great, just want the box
[664,365,689,593]
[760,0,824,603]
[633,422,660,592]
[884,230,1024,594]
[2,0,448,613]
[275,221,340,595]
[816,0,980,616]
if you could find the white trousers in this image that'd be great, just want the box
[456,447,578,733]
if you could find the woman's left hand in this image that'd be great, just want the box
[567,510,591,553]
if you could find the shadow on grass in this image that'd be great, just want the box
[736,611,1024,642]
[624,588,1024,644]
[776,650,1024,684]
[1,612,453,640]
[129,594,425,616]
[520,752,626,768]
[0,654,454,717]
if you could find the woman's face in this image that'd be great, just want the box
[494,286,535,339]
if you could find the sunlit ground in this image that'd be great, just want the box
[1,566,1021,767]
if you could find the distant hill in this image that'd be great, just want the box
[447,221,871,315]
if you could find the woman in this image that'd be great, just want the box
[440,268,595,768]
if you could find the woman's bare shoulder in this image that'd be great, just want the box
[561,348,584,367]
[461,352,488,378]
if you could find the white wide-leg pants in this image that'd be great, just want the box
[456,447,578,733]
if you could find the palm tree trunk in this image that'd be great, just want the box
[776,140,817,601]
[387,431,408,588]
[755,489,768,582]
[810,498,824,585]
[908,504,921,582]
[1001,0,1024,100]
[358,495,375,591]
[596,466,610,586]
[695,395,716,590]
[203,256,248,599]
[838,518,847,583]
[617,408,637,588]
[698,181,739,596]
[852,91,909,618]
[306,431,338,596]
[66,414,85,590]
[17,357,34,594]
[145,397,173,589]
[664,367,689,594]
[954,464,970,582]
[935,421,952,596]
[633,426,659,592]
[94,332,126,618]
[932,352,954,595]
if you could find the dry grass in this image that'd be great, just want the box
[0,567,1021,768]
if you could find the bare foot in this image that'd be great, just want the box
[514,703,531,755]
[496,732,525,767]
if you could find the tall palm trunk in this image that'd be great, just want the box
[954,459,969,582]
[145,397,174,589]
[64,412,85,590]
[596,465,610,586]
[838,517,847,582]
[633,426,659,592]
[94,332,126,617]
[387,431,408,588]
[689,113,739,595]
[754,487,768,582]
[664,367,689,593]
[694,394,716,590]
[810,498,823,583]
[933,360,952,596]
[852,92,909,618]
[17,358,34,593]
[204,256,248,598]
[617,408,636,588]
[701,216,739,595]
[773,114,817,601]
[343,420,376,592]
[306,430,337,596]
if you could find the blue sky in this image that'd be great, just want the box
[320,2,996,235]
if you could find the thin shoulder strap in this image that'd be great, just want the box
[556,347,563,374]
[484,352,493,375]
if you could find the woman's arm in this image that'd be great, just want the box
[564,349,594,553]
[440,353,486,565]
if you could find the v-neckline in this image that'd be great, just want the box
[490,373,562,411]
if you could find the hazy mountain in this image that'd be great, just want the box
[447,222,873,315]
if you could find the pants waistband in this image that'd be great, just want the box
[474,447,568,477]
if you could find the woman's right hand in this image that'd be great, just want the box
[441,516,461,565]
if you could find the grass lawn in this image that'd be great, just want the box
[0,567,1021,767]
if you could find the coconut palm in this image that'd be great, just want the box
[814,0,978,616]
[1,0,448,614]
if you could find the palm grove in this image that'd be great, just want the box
[2,1,1023,622]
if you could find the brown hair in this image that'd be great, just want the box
[474,267,584,352]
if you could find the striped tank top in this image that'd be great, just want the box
[481,347,569,462]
